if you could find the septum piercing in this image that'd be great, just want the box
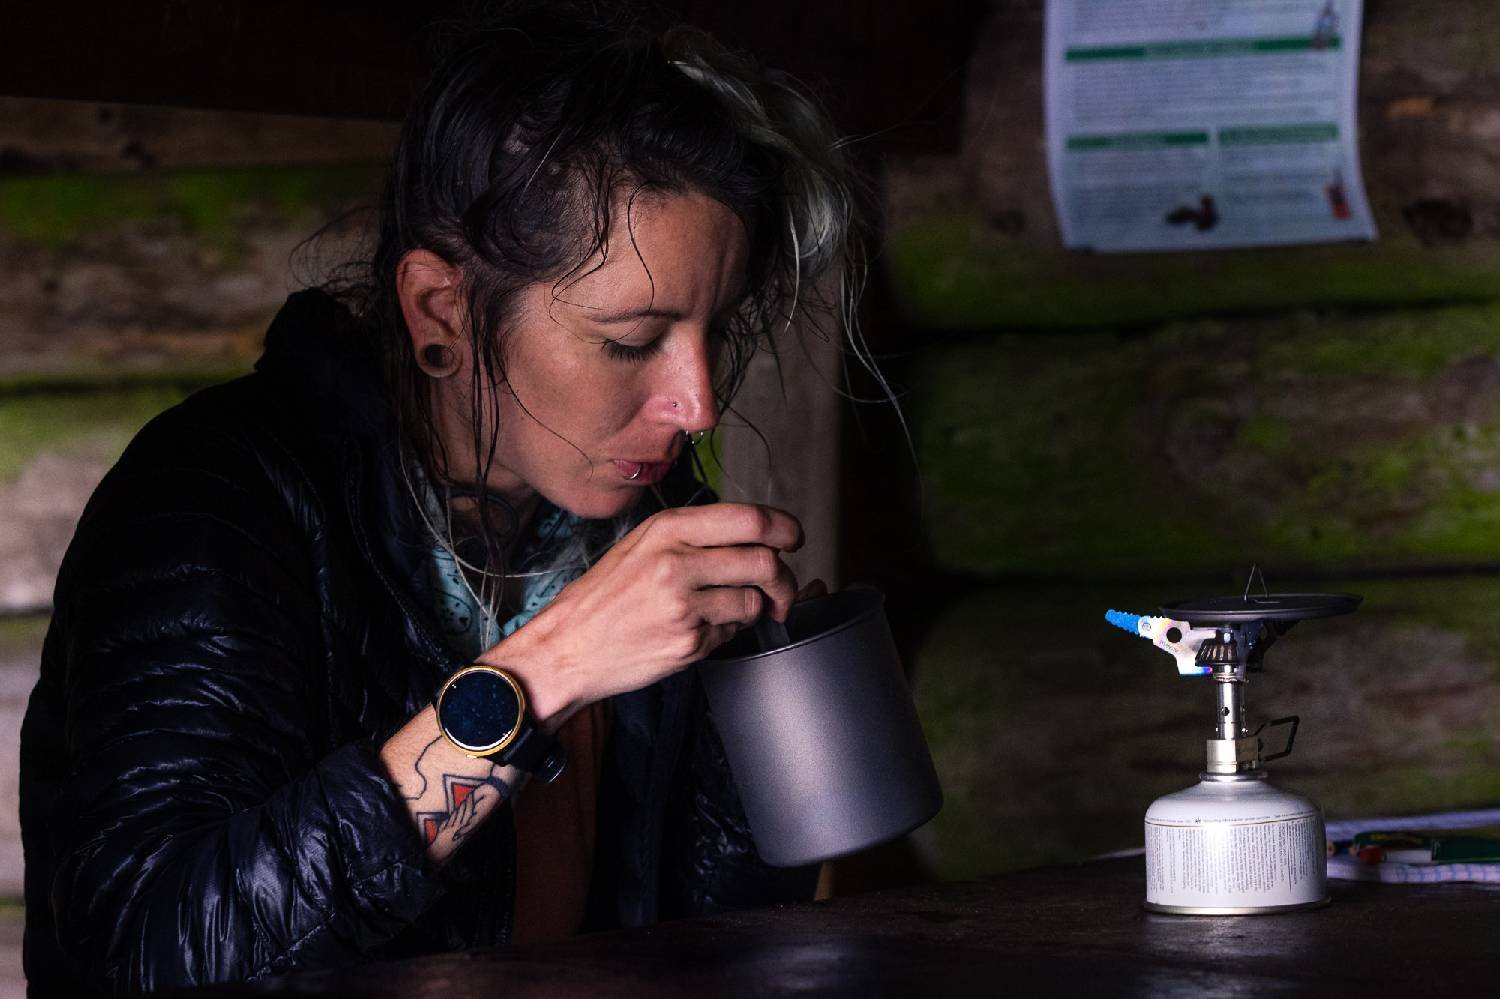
[625,466,643,480]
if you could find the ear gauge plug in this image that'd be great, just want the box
[419,343,459,377]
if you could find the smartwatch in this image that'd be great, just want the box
[435,664,567,783]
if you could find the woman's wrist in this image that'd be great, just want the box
[478,616,581,732]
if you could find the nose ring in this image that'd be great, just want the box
[625,466,643,480]
[684,430,706,447]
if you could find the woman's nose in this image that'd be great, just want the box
[657,339,720,431]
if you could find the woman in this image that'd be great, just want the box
[19,4,865,992]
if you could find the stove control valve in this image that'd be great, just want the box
[1105,610,1217,676]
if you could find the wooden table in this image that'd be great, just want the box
[191,858,1496,997]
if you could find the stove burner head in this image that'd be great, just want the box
[1159,591,1361,625]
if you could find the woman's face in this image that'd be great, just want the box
[454,189,748,521]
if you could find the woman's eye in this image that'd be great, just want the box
[603,337,663,363]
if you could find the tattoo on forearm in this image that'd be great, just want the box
[397,733,446,801]
[417,769,516,847]
[438,785,487,844]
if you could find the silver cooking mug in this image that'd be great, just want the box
[698,589,943,867]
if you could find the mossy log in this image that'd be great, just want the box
[914,301,1500,578]
[0,164,381,374]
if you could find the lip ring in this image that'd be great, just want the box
[614,458,673,485]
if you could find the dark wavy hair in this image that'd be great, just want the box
[340,1,868,576]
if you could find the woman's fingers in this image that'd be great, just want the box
[644,504,804,620]
[699,622,742,658]
[796,578,828,601]
[696,586,768,627]
[679,544,796,613]
[497,502,812,711]
[653,502,803,552]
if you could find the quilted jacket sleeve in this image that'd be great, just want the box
[39,403,447,991]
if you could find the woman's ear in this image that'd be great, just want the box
[397,249,465,377]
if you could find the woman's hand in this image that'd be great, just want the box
[484,502,803,727]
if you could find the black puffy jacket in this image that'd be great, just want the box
[19,291,813,994]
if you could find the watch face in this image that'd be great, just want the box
[438,667,524,755]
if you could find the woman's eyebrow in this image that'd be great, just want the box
[585,305,678,323]
[580,286,747,325]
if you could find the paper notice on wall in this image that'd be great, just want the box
[1044,0,1376,252]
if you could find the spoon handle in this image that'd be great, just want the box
[753,615,791,651]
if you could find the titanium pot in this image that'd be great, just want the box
[698,589,943,867]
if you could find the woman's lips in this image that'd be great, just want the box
[612,459,673,485]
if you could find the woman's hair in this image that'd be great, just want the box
[339,0,869,586]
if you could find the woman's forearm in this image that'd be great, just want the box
[380,706,525,864]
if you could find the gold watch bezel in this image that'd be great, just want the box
[435,664,527,758]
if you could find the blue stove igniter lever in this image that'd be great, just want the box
[1104,609,1217,676]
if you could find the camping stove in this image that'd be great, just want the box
[1106,577,1359,914]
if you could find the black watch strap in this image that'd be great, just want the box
[502,723,568,784]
